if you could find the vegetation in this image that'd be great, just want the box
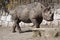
[0,0,59,10]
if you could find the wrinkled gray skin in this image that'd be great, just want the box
[11,2,54,33]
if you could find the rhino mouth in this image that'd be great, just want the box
[47,19,53,21]
[47,16,54,21]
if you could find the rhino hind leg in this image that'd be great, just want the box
[16,21,22,33]
[12,20,22,33]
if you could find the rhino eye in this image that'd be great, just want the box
[50,12,51,14]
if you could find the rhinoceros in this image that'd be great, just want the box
[10,2,54,33]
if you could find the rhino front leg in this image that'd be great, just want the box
[30,19,40,28]
[30,19,41,37]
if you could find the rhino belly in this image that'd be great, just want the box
[19,17,31,23]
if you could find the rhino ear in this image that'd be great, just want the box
[47,7,51,10]
[43,8,48,13]
[43,7,51,12]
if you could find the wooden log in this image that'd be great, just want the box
[31,28,60,37]
[31,28,60,30]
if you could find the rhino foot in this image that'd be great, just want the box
[12,31,16,33]
[19,31,24,33]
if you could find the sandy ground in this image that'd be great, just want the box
[0,25,60,40]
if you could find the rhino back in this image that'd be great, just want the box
[12,2,45,21]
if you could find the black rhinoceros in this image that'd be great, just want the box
[10,2,54,33]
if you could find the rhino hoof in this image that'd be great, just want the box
[19,31,24,33]
[12,31,16,33]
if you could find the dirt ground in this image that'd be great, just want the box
[0,25,60,40]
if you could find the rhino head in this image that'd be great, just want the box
[42,7,54,21]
